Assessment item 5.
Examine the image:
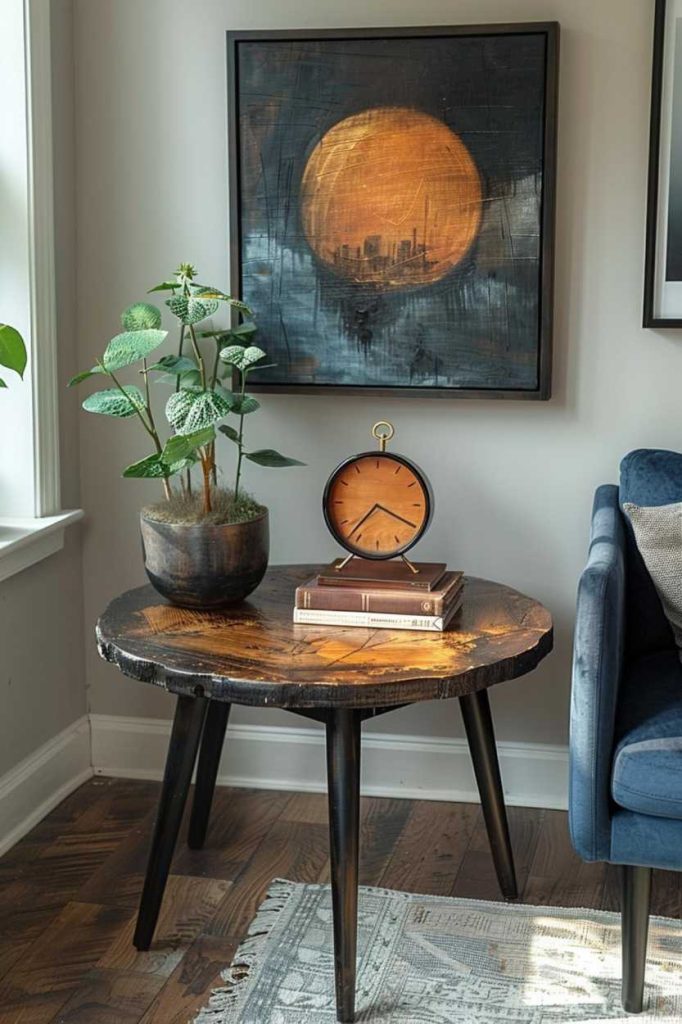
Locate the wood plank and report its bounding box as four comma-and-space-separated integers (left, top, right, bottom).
205, 819, 330, 942
98, 875, 230, 975
452, 804, 545, 902
357, 796, 413, 887
0, 902, 133, 1024
171, 787, 289, 881
523, 808, 607, 907
49, 969, 163, 1024
76, 808, 156, 910
137, 936, 236, 1024
380, 799, 478, 897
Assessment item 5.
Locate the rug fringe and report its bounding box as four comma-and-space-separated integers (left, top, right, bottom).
192, 879, 295, 1023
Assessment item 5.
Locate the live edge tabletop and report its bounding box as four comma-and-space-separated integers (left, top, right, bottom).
97, 564, 553, 709
96, 565, 552, 1023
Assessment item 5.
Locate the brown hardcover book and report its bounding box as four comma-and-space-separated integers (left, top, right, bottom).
296, 571, 463, 616
293, 593, 463, 632
317, 558, 448, 592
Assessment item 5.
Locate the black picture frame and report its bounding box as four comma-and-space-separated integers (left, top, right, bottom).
227, 23, 559, 399
644, 0, 682, 327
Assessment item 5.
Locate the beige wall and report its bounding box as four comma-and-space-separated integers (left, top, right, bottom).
73, 0, 672, 747
0, 0, 86, 778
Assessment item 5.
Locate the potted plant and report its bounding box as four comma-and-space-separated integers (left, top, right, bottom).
69, 263, 303, 607
0, 322, 27, 387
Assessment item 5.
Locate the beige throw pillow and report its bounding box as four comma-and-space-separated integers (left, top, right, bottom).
624, 501, 682, 654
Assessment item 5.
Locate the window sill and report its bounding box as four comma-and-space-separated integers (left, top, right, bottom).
0, 510, 83, 584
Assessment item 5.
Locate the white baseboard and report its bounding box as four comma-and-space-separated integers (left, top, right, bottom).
90, 714, 568, 811
0, 716, 92, 856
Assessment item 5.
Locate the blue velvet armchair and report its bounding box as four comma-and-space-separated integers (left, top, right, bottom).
570, 450, 682, 1013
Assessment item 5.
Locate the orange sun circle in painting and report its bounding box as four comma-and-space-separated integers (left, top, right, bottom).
300, 106, 483, 289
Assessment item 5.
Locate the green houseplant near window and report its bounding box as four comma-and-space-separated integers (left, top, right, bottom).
70, 263, 303, 607
0, 323, 27, 388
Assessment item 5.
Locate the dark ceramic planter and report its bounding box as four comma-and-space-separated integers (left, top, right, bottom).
140, 509, 269, 609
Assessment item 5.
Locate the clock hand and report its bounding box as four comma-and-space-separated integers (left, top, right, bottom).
347, 502, 381, 537
374, 503, 418, 529
348, 503, 418, 538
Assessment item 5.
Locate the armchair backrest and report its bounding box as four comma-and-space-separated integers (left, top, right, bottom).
619, 449, 677, 658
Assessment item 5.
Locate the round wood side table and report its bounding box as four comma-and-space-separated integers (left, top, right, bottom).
97, 565, 553, 1023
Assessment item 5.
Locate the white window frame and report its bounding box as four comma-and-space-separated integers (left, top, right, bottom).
0, 0, 81, 582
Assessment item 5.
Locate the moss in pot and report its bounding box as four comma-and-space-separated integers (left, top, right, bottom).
69, 262, 303, 608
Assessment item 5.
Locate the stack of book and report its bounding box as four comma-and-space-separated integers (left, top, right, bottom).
293, 559, 463, 632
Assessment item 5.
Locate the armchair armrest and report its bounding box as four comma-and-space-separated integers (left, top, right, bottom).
569, 484, 626, 862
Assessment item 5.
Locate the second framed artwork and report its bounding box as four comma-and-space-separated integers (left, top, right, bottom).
227, 24, 558, 398
645, 0, 682, 326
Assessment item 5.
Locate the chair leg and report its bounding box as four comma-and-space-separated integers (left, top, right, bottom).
621, 865, 652, 1013
188, 701, 231, 850
459, 689, 518, 900
133, 694, 207, 950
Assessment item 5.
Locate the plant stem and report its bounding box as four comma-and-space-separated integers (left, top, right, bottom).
106, 366, 155, 441
188, 324, 206, 389
234, 368, 248, 500
200, 448, 213, 514
142, 360, 173, 502
175, 325, 186, 394
108, 364, 172, 502
210, 339, 221, 391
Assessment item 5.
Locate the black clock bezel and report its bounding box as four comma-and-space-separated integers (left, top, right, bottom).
322, 450, 433, 560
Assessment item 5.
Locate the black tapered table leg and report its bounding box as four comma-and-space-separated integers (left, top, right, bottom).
326, 709, 362, 1023
459, 689, 517, 900
133, 694, 208, 950
622, 864, 651, 1013
188, 701, 231, 850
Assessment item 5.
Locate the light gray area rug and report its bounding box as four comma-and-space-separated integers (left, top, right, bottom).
194, 880, 682, 1022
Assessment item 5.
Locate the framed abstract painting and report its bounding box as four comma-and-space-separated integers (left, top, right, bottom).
644, 0, 682, 327
227, 23, 558, 398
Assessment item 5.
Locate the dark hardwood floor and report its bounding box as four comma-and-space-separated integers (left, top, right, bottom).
0, 778, 680, 1023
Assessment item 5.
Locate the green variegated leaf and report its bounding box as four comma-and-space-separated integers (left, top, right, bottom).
147, 281, 179, 293
0, 378, 6, 388
179, 369, 203, 387
161, 426, 215, 465
165, 390, 194, 429
122, 452, 193, 479
0, 324, 27, 378
166, 388, 232, 435
102, 329, 167, 371
68, 365, 104, 387
245, 449, 305, 467
232, 395, 259, 415
192, 287, 252, 315
147, 354, 197, 375
218, 424, 240, 443
121, 302, 162, 331
83, 386, 146, 418
241, 346, 267, 368
214, 383, 235, 404
200, 329, 232, 341
219, 344, 245, 367
166, 295, 219, 325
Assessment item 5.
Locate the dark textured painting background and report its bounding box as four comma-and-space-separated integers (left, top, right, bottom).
234, 33, 547, 391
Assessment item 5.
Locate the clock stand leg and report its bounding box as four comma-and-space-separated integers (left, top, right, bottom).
326, 708, 362, 1023
133, 694, 207, 950
459, 690, 518, 901
188, 701, 231, 849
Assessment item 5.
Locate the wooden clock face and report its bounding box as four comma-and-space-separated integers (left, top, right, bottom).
323, 452, 432, 559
